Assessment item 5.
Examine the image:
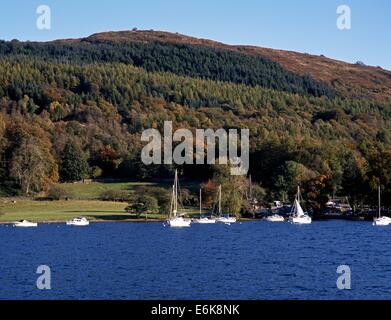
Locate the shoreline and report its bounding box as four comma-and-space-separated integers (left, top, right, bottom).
0, 216, 373, 225
0, 218, 257, 225
0, 218, 165, 225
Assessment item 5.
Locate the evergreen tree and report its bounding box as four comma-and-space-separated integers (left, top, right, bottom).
60, 142, 89, 182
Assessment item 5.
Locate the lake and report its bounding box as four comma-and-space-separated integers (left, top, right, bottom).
1, 220, 391, 300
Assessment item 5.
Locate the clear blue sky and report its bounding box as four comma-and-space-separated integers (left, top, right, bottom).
1, 0, 390, 69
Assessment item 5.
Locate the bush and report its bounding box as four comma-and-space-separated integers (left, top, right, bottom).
125, 194, 159, 217
134, 186, 171, 215
47, 185, 70, 200
100, 189, 131, 202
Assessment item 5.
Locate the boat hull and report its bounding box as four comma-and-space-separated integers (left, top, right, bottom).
373, 217, 391, 226
216, 217, 237, 224
167, 217, 191, 227
264, 215, 285, 222
193, 218, 216, 224
66, 221, 90, 226
290, 215, 312, 224
13, 221, 38, 228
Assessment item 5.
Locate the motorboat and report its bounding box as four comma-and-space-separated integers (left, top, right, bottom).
66, 217, 90, 226
264, 214, 285, 222
13, 220, 38, 228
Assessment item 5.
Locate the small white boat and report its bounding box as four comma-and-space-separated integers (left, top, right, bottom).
194, 217, 217, 224
289, 186, 312, 225
373, 216, 391, 226
168, 216, 191, 227
264, 214, 285, 222
66, 217, 89, 226
291, 214, 312, 224
13, 220, 38, 228
166, 170, 191, 228
373, 187, 391, 226
216, 216, 237, 224
193, 189, 216, 224
215, 185, 237, 224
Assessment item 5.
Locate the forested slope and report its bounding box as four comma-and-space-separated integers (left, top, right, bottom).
0, 30, 390, 208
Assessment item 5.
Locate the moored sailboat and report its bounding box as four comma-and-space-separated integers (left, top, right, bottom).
215, 185, 237, 224
193, 188, 216, 224
373, 186, 391, 226
289, 186, 312, 224
166, 170, 191, 228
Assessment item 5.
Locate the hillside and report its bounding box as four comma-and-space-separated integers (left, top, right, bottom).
83, 30, 391, 101
0, 30, 391, 209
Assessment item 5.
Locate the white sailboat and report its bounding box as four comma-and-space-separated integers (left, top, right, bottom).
373, 186, 391, 226
289, 186, 312, 224
166, 170, 191, 228
215, 185, 237, 224
13, 220, 38, 228
193, 189, 216, 224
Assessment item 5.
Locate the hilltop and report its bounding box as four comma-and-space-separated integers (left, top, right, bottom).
81, 30, 391, 101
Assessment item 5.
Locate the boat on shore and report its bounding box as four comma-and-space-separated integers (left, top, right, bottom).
66, 217, 90, 226
166, 170, 191, 228
289, 186, 312, 224
13, 220, 38, 228
373, 186, 391, 226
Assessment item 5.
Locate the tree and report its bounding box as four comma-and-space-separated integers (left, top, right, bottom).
125, 194, 159, 218
60, 142, 89, 182
10, 138, 57, 195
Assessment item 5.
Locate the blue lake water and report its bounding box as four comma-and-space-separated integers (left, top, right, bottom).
1, 220, 391, 300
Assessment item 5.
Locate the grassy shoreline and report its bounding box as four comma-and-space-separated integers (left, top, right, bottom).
0, 199, 132, 223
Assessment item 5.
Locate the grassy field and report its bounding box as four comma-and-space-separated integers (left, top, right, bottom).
0, 199, 132, 222
0, 181, 204, 223
60, 181, 157, 200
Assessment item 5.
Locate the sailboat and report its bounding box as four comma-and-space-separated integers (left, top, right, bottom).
166, 170, 191, 228
373, 186, 391, 226
215, 185, 237, 224
193, 189, 216, 224
289, 186, 312, 224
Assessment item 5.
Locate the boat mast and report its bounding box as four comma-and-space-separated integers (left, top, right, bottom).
199, 188, 202, 216
218, 185, 222, 216
170, 184, 175, 219
170, 170, 179, 218
249, 175, 253, 199
378, 185, 381, 219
